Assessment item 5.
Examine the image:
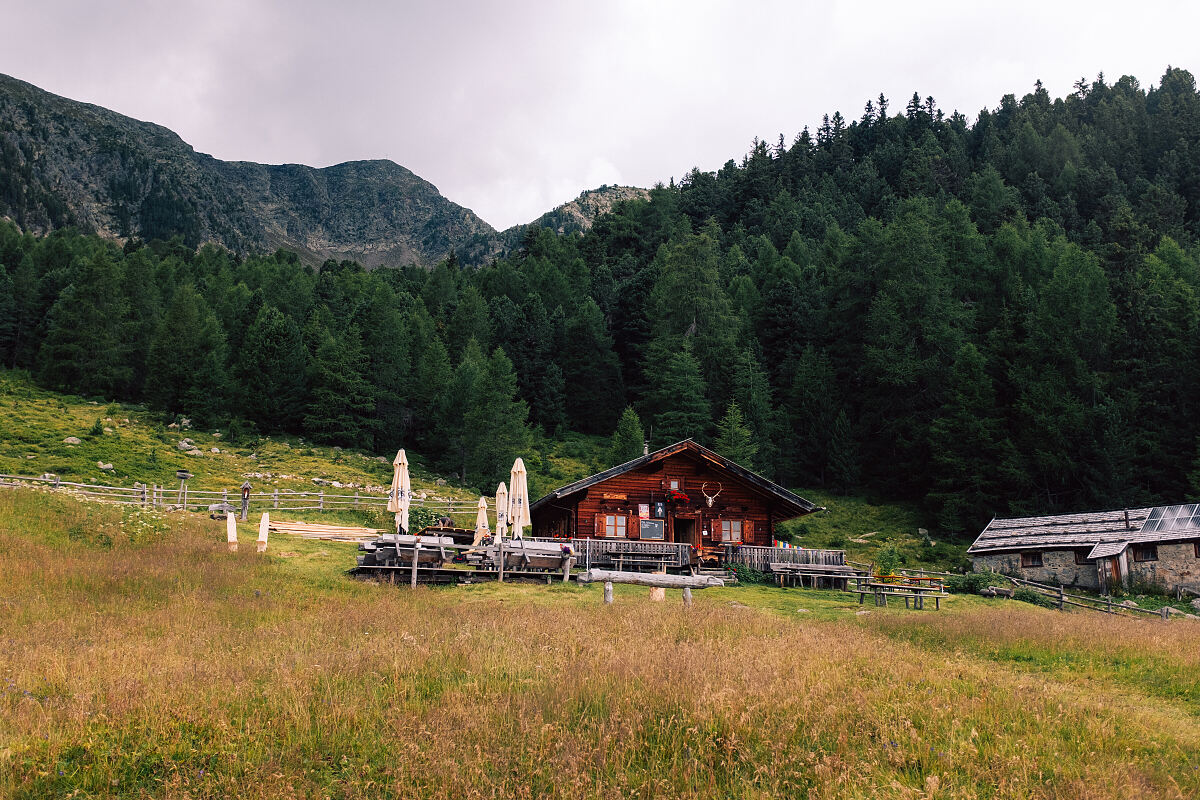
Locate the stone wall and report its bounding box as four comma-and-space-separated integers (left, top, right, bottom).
1126, 542, 1200, 592
972, 550, 1100, 589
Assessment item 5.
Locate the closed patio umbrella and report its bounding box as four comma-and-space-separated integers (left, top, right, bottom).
508, 458, 531, 540
494, 482, 509, 541
387, 449, 411, 537
473, 496, 489, 545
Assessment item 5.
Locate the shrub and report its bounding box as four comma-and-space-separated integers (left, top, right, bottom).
730, 563, 772, 585
224, 418, 259, 446
1014, 587, 1057, 609
875, 545, 902, 576
945, 571, 1000, 594
88, 418, 104, 437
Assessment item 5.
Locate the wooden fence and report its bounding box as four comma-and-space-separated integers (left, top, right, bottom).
725, 544, 846, 571
529, 537, 694, 570
1000, 574, 1177, 619
0, 473, 481, 515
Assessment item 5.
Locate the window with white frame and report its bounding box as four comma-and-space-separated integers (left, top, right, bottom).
719, 519, 743, 543
604, 514, 626, 538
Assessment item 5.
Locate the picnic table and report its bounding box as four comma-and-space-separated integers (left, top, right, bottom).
852, 577, 947, 610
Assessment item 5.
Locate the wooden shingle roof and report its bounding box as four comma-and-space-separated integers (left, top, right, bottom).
530, 439, 820, 519
967, 508, 1154, 555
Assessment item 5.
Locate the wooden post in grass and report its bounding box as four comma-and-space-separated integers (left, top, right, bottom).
1161, 607, 1170, 621
319, 490, 324, 511
273, 489, 279, 509
410, 539, 420, 588
1058, 587, 1065, 611
683, 587, 693, 607
497, 541, 505, 583
604, 581, 614, 604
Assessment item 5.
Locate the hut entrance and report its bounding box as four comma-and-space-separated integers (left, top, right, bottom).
1106, 557, 1121, 587
673, 517, 698, 547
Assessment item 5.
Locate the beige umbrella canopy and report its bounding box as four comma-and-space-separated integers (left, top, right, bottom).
494, 482, 509, 541
387, 449, 411, 536
475, 496, 489, 536
468, 496, 487, 546
508, 458, 531, 540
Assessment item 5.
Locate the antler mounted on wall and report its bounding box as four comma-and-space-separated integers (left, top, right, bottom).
701, 482, 722, 508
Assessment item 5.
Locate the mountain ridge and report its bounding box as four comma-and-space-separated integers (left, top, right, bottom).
0, 73, 644, 267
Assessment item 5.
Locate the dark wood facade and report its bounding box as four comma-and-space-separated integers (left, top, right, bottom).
531, 440, 819, 555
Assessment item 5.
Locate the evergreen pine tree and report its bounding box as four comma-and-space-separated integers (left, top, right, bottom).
532, 361, 567, 435
234, 305, 307, 431
561, 298, 624, 433
608, 406, 646, 465
647, 347, 711, 445
144, 285, 228, 423
38, 249, 132, 398
714, 401, 758, 468
462, 347, 532, 490
303, 324, 377, 449
827, 410, 860, 493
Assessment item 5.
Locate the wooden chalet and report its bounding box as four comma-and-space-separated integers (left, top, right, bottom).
530, 440, 822, 564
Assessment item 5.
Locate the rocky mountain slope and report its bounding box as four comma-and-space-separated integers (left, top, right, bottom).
0, 73, 645, 267
523, 185, 650, 235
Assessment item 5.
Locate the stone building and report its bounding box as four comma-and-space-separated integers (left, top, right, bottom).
968, 505, 1200, 594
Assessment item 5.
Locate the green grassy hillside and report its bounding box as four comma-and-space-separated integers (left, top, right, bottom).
0, 369, 968, 568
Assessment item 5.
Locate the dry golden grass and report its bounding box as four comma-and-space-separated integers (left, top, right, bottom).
2, 490, 1198, 799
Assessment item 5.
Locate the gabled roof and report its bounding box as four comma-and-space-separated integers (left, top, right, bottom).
530, 439, 820, 519
1086, 541, 1129, 559
967, 507, 1154, 555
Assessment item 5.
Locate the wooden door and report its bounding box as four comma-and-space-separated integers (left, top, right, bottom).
673, 517, 698, 548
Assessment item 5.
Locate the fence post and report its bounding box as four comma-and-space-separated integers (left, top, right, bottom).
410, 540, 420, 588
354, 492, 359, 509
319, 491, 324, 511
273, 489, 279, 509
54, 475, 61, 489
1058, 587, 1065, 611
1161, 607, 1170, 621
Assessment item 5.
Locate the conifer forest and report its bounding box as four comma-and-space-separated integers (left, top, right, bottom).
3, 69, 1200, 534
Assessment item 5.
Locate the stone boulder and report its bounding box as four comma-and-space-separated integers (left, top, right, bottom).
1190, 598, 1200, 612
63, 436, 81, 445
97, 462, 113, 471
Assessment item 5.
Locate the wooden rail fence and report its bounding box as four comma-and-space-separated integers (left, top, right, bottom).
0, 473, 482, 514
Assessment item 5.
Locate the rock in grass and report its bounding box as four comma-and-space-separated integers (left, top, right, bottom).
97, 462, 113, 471
1191, 598, 1200, 611
63, 436, 81, 445
1121, 599, 1139, 608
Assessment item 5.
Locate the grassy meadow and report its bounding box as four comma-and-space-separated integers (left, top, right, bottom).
2, 489, 1198, 799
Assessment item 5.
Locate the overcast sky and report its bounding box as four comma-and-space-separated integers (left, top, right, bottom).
3, 1, 1198, 229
